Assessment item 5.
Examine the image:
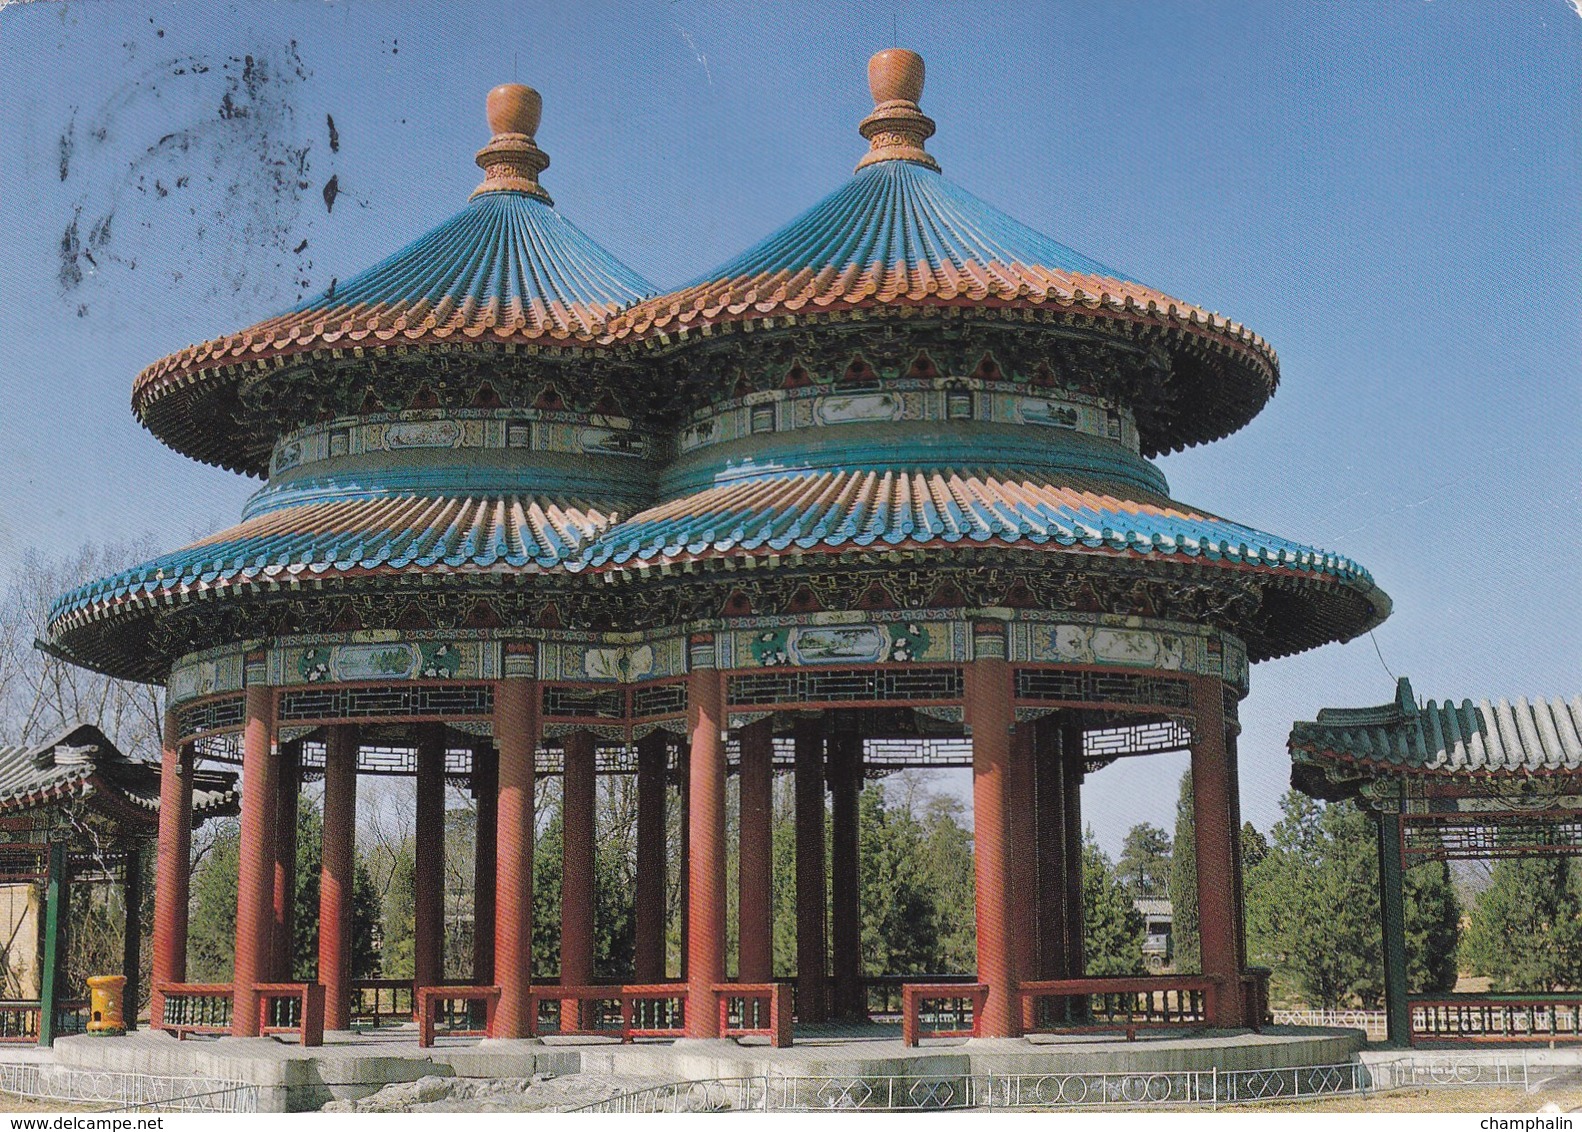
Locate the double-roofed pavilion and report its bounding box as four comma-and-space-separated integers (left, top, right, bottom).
46, 50, 1389, 1045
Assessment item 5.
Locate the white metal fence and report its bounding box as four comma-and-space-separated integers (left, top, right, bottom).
572, 1055, 1532, 1113
1272, 1008, 1388, 1038
0, 1062, 258, 1112
574, 1064, 1369, 1112
1367, 1052, 1530, 1091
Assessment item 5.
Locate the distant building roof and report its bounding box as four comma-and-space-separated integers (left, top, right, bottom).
1291, 678, 1582, 801
0, 723, 237, 827
1134, 897, 1172, 918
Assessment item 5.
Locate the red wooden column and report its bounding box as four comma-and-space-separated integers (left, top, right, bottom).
319, 724, 358, 1030
152, 712, 193, 1015
472, 741, 498, 987
271, 738, 301, 980
492, 671, 538, 1038
737, 719, 774, 985
561, 731, 596, 1024
1060, 715, 1086, 979
634, 731, 669, 982
965, 626, 1020, 1038
678, 742, 690, 981
414, 723, 446, 993
1189, 674, 1246, 1026
793, 717, 828, 1024
829, 729, 863, 1020
1033, 717, 1067, 981
1226, 725, 1249, 978
684, 645, 727, 1038
232, 683, 276, 1036
1009, 722, 1038, 1028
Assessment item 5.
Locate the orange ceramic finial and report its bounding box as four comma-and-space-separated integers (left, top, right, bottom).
486, 82, 543, 137
856, 48, 938, 173
473, 83, 553, 203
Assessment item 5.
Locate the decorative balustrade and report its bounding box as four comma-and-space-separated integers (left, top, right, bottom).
416, 986, 499, 1047
717, 983, 791, 1048
1271, 1007, 1387, 1037
350, 978, 416, 1029
1243, 967, 1273, 1030
152, 983, 233, 1039
537, 984, 688, 1040
255, 983, 325, 1047
0, 1000, 88, 1043
900, 983, 988, 1046
1020, 976, 1219, 1040
864, 974, 979, 1020
1410, 994, 1582, 1044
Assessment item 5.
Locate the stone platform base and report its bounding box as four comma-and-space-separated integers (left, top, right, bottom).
51, 1025, 1366, 1112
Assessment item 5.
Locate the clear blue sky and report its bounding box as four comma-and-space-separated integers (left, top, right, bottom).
2, 0, 1579, 855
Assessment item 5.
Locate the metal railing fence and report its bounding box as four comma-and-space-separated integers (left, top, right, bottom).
1272, 1008, 1388, 1037
0, 1062, 258, 1112
572, 1054, 1533, 1113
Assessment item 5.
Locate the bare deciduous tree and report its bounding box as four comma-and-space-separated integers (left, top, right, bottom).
0, 542, 164, 759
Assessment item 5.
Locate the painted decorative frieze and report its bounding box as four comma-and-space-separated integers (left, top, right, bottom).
270, 409, 648, 477
723, 614, 967, 670
1009, 619, 1248, 691
267, 630, 500, 687
676, 381, 1137, 455
168, 647, 247, 705
537, 636, 686, 684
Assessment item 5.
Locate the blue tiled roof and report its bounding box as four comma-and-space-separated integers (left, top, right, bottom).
680, 160, 1135, 291
1292, 678, 1582, 778
132, 190, 657, 473
50, 472, 1383, 633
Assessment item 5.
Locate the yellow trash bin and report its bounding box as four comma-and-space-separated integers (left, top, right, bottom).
86, 974, 126, 1036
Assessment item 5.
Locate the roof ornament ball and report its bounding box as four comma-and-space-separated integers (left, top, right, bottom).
472, 82, 553, 203
855, 48, 939, 173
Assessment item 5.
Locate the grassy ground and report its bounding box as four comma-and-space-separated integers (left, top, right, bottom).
1184, 1087, 1582, 1113
0, 1092, 115, 1113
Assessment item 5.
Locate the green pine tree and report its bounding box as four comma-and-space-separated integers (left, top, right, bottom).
1463, 857, 1582, 991
187, 819, 239, 982
1080, 830, 1146, 975
1245, 793, 1460, 1008
857, 781, 940, 974
1116, 823, 1172, 897
1241, 822, 1269, 870
1168, 772, 1199, 973
1405, 858, 1458, 994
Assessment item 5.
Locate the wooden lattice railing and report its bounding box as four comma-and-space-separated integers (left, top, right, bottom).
256, 983, 324, 1047
152, 983, 233, 1038
900, 983, 989, 1046
717, 983, 791, 1047
1020, 976, 1219, 1039
416, 986, 499, 1047
0, 1000, 88, 1043
350, 978, 416, 1028
152, 982, 324, 1046
864, 974, 979, 1019
540, 984, 688, 1040
1411, 994, 1582, 1044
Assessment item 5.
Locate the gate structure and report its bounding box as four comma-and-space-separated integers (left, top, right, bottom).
1291, 677, 1582, 1046
0, 723, 236, 1043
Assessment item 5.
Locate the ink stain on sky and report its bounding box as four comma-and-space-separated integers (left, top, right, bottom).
53, 36, 336, 316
